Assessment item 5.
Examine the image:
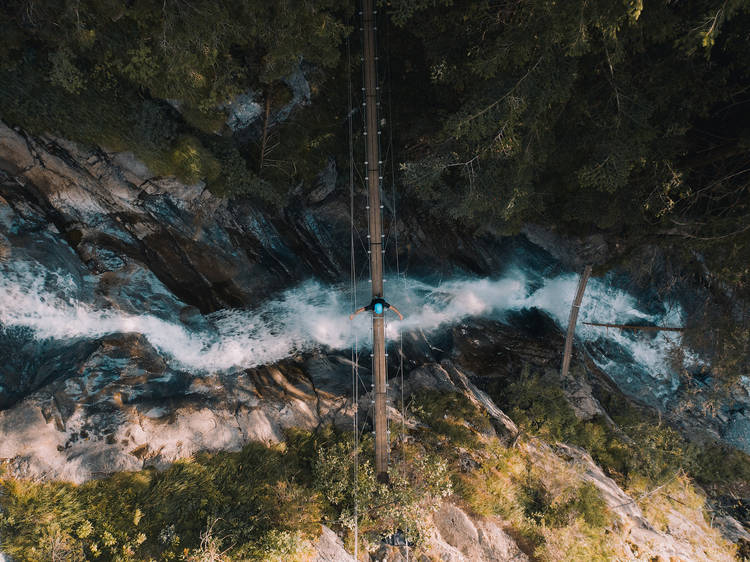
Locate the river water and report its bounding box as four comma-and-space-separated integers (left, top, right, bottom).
0, 247, 696, 396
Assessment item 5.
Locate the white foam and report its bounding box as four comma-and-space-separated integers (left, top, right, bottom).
0, 260, 694, 377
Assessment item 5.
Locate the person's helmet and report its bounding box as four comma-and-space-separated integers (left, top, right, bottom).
374, 302, 384, 314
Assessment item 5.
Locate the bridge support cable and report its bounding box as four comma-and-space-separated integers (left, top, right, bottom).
383, 14, 410, 560
346, 30, 360, 560
561, 265, 593, 380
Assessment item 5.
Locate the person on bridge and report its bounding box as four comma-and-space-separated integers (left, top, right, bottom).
350, 297, 404, 321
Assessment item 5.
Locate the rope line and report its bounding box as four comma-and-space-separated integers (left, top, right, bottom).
346, 30, 359, 561
383, 11, 411, 559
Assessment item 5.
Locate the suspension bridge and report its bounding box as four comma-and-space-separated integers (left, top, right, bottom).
348, 0, 408, 557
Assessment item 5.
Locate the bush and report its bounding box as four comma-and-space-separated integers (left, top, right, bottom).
411, 390, 492, 448
168, 135, 221, 185
311, 428, 452, 547
0, 63, 286, 205
487, 367, 704, 487
0, 425, 457, 560
694, 443, 750, 488
0, 440, 324, 561
204, 139, 285, 206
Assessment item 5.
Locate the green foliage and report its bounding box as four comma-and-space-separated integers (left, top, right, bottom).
0, 426, 455, 560
389, 0, 750, 272
312, 429, 452, 546
521, 481, 608, 529
48, 47, 86, 94
452, 439, 611, 557
0, 56, 288, 202
411, 390, 492, 448
0, 0, 350, 108
488, 364, 750, 499
694, 443, 750, 488
490, 368, 660, 483
403, 387, 615, 553
0, 441, 323, 561
168, 135, 221, 185
0, 0, 352, 203
2, 387, 739, 560
517, 471, 609, 530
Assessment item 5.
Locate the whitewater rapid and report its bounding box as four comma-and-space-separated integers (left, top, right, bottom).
0, 259, 692, 381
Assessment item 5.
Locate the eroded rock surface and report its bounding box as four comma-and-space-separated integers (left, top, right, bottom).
0, 121, 748, 557
429, 502, 528, 562
552, 443, 736, 561
314, 525, 354, 562
0, 349, 354, 482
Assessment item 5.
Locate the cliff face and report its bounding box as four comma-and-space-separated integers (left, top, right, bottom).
0, 121, 748, 559
0, 117, 508, 481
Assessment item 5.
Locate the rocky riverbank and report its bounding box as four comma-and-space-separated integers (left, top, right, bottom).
1, 120, 749, 559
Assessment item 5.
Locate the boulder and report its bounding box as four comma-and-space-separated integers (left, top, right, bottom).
428, 502, 528, 561
313, 525, 354, 562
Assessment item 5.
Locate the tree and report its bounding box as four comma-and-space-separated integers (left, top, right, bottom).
388, 0, 750, 248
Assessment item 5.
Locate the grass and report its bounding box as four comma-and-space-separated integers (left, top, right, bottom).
485, 366, 750, 493
0, 379, 744, 560
411, 390, 493, 449
406, 390, 616, 558
0, 440, 324, 561
634, 473, 738, 561
0, 426, 453, 561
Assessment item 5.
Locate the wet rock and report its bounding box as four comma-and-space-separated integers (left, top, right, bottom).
0, 118, 341, 316
0, 118, 748, 554
0, 117, 525, 326
450, 317, 562, 384
0, 328, 99, 410
0, 348, 354, 482
304, 353, 358, 397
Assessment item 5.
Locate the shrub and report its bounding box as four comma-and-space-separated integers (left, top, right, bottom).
694, 443, 750, 488
0, 440, 325, 561
488, 366, 705, 487
0, 63, 286, 205
168, 135, 221, 185
0, 425, 457, 560
411, 390, 492, 448
535, 518, 617, 562
204, 139, 284, 206
311, 428, 452, 547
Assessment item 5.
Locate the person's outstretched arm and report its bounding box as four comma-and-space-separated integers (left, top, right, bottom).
388, 305, 404, 321
349, 306, 366, 320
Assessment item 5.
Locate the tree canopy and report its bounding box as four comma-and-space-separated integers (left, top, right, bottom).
1, 0, 749, 289
0, 0, 351, 201
390, 1, 749, 243
0, 0, 348, 108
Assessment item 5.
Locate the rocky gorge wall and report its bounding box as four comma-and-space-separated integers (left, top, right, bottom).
0, 120, 749, 559
0, 116, 511, 479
